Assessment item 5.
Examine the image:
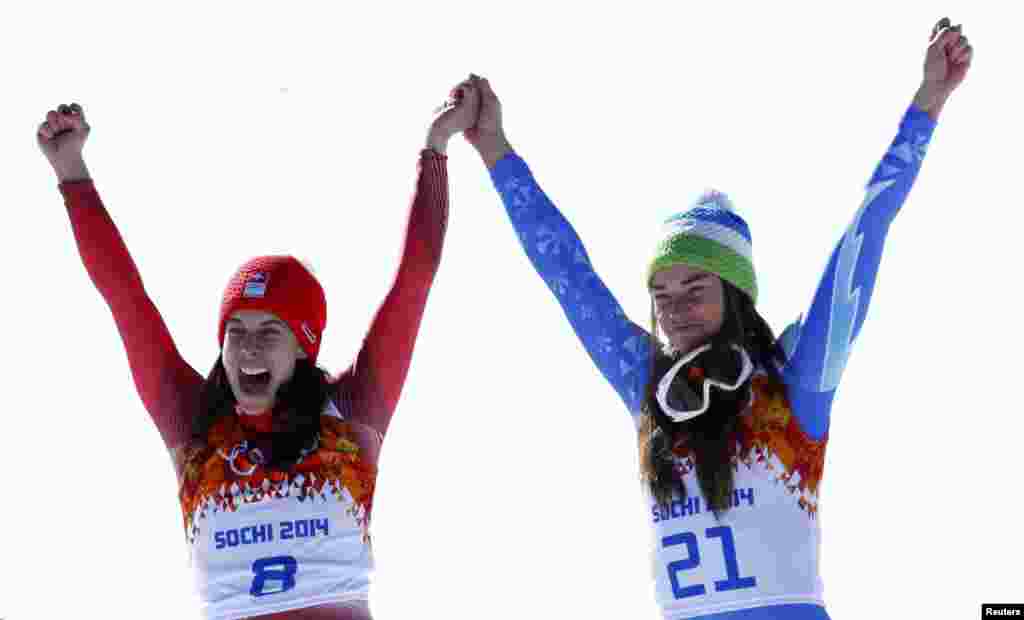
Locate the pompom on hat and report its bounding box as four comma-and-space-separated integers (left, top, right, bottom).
647, 189, 758, 303
218, 256, 327, 362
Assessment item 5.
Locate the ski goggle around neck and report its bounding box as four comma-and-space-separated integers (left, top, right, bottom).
656, 343, 754, 423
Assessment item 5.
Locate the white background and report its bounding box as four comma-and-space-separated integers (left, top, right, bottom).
1, 3, 1020, 619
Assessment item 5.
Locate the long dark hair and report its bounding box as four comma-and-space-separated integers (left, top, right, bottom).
192, 358, 333, 469
639, 280, 786, 517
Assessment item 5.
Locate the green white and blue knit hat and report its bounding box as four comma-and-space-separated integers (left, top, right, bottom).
647, 189, 757, 303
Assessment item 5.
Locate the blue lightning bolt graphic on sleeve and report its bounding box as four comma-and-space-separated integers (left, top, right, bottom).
822, 179, 895, 392
782, 105, 936, 440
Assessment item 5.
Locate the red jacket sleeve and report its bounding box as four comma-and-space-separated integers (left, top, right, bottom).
336, 149, 449, 436
60, 180, 203, 448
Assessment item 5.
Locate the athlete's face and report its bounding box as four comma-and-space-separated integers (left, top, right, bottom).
222, 310, 307, 413
650, 265, 725, 354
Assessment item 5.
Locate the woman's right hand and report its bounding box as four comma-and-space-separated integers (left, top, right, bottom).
464, 76, 511, 169
37, 103, 92, 182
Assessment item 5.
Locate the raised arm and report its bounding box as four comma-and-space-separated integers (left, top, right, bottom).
340, 77, 480, 437
777, 19, 973, 440
39, 104, 203, 450
465, 77, 651, 417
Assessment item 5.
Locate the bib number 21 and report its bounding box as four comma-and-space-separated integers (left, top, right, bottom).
250, 555, 298, 597
662, 526, 756, 599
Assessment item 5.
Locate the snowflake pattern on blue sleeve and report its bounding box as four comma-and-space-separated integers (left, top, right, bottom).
781, 105, 936, 440
490, 156, 651, 418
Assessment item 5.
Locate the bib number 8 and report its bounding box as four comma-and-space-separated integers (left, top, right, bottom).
250, 555, 299, 597
662, 526, 756, 599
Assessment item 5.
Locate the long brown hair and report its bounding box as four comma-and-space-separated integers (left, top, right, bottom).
638, 281, 786, 518
192, 358, 333, 469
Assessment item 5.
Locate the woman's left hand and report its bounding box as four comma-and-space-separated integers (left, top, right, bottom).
426, 75, 481, 154
914, 17, 973, 118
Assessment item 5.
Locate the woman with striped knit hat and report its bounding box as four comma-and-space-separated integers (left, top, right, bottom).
462, 19, 971, 620
36, 77, 480, 620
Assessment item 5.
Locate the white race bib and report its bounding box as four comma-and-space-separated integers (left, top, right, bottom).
178, 400, 377, 620
192, 487, 372, 620
647, 376, 827, 619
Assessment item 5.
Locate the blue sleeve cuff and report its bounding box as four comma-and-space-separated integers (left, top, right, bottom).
489, 151, 528, 186
904, 104, 937, 137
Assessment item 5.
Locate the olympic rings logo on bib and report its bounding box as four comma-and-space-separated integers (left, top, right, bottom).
218, 440, 266, 477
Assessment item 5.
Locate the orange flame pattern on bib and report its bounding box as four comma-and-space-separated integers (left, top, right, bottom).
174, 414, 377, 544
672, 374, 827, 516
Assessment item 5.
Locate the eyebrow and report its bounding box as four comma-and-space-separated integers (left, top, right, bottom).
650, 273, 711, 291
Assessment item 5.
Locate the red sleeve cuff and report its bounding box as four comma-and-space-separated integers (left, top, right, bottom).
59, 178, 98, 201
420, 147, 448, 161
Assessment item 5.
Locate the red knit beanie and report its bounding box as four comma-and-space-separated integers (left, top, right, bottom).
218, 256, 327, 363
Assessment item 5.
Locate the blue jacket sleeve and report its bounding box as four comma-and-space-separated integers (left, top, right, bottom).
489, 154, 651, 420
777, 105, 937, 440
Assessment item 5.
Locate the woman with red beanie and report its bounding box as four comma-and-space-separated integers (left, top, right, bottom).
37, 77, 480, 620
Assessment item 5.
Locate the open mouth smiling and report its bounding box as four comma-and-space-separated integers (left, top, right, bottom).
238, 367, 272, 393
